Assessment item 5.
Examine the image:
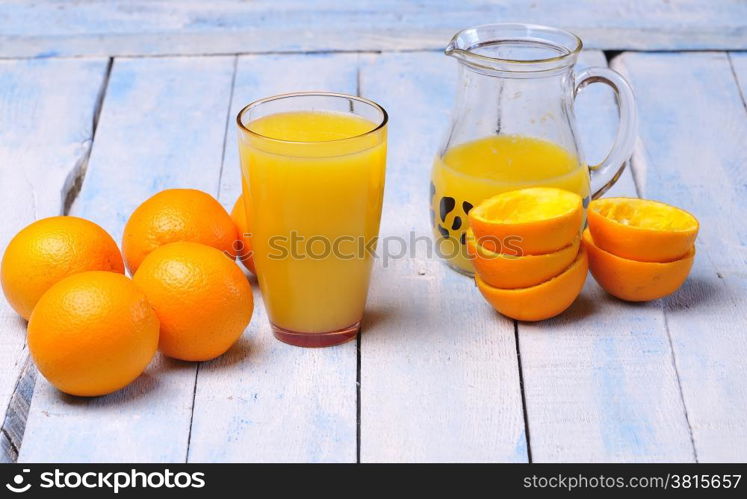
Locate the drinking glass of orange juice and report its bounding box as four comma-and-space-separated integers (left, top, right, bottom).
237, 92, 388, 347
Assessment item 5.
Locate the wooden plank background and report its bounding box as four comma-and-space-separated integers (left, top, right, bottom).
516, 51, 695, 463
0, 0, 746, 463
191, 53, 360, 463
359, 51, 526, 462
0, 0, 746, 57
19, 56, 236, 462
612, 51, 747, 462
0, 58, 109, 461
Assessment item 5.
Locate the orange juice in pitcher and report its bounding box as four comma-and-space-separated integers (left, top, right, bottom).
431, 135, 590, 273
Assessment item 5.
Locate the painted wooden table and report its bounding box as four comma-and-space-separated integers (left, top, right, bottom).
1, 1, 746, 463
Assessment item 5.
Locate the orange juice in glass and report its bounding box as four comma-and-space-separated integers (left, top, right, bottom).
237, 93, 387, 347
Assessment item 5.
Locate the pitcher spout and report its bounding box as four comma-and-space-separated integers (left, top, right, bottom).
444, 39, 473, 65
444, 24, 581, 75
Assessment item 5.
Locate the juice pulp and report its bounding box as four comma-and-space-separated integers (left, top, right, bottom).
239, 111, 386, 334
431, 135, 590, 274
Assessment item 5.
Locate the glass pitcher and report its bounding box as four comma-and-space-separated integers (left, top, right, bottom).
430, 24, 636, 275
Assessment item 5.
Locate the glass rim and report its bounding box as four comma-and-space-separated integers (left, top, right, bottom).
236, 91, 389, 144
446, 23, 583, 71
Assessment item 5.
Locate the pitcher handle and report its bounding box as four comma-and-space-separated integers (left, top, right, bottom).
574, 67, 638, 199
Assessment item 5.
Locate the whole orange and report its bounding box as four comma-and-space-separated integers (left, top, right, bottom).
1, 216, 124, 320
133, 242, 253, 361
122, 189, 238, 274
230, 194, 256, 274
28, 271, 159, 397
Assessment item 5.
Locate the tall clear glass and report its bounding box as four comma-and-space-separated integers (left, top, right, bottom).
237, 92, 388, 347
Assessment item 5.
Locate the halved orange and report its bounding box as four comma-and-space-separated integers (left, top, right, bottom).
475, 246, 588, 322
467, 228, 580, 289
588, 197, 698, 262
468, 187, 583, 256
583, 229, 694, 302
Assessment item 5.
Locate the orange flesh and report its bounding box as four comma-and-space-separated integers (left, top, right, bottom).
471, 187, 580, 224
591, 198, 697, 232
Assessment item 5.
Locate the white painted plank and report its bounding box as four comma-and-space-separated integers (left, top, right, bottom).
190, 53, 359, 463
730, 52, 747, 100
518, 51, 694, 462
612, 51, 747, 462
1, 0, 746, 57
359, 52, 526, 462
574, 53, 636, 198
18, 56, 236, 463
0, 57, 109, 461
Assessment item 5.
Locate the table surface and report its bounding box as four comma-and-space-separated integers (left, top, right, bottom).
1, 0, 746, 463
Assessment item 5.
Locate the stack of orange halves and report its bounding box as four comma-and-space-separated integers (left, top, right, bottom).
583, 198, 698, 301
466, 187, 588, 321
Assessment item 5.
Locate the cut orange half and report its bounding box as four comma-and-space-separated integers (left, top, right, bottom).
475, 246, 588, 322
583, 229, 694, 302
588, 197, 698, 262
467, 228, 580, 289
468, 187, 583, 256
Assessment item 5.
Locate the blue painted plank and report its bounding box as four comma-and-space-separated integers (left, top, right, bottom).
613, 51, 747, 462
192, 53, 359, 463
0, 0, 746, 57
729, 52, 747, 102
517, 51, 694, 462
0, 57, 109, 461
358, 51, 527, 462
18, 56, 236, 463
